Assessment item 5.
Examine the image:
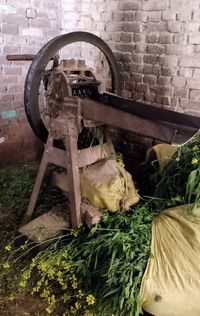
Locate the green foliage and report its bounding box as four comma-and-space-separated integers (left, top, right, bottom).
12, 204, 154, 316
0, 163, 64, 219
153, 132, 200, 210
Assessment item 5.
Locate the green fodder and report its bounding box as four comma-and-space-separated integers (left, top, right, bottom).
0, 163, 64, 219
154, 132, 200, 210
14, 204, 154, 316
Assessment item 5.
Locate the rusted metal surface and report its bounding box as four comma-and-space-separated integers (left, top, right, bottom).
24, 31, 121, 143
6, 54, 35, 61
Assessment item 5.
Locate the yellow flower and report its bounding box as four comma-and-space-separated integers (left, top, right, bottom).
75, 302, 81, 310
5, 245, 11, 251
86, 294, 95, 305
19, 280, 27, 287
191, 157, 198, 165
3, 262, 10, 269
46, 306, 53, 314
78, 289, 84, 298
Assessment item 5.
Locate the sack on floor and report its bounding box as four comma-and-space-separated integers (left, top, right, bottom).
140, 204, 200, 316
80, 159, 139, 212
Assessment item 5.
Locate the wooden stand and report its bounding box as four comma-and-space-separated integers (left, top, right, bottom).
21, 98, 115, 228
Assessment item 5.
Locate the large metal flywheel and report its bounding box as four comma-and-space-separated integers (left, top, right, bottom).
24, 31, 121, 143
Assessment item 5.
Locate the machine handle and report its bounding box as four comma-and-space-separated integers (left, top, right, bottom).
6, 54, 35, 61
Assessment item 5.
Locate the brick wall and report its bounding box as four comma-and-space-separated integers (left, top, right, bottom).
1, 0, 200, 166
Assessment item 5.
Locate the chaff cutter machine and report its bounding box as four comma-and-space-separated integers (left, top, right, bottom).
7, 31, 200, 229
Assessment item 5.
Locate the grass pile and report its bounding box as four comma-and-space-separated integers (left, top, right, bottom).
0, 132, 200, 316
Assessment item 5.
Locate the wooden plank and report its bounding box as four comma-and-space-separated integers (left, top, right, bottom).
49, 143, 111, 169
82, 99, 176, 143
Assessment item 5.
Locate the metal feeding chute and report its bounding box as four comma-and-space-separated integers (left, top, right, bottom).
7, 31, 200, 232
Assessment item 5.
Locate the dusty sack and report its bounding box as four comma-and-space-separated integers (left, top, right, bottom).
140, 204, 200, 316
80, 159, 139, 212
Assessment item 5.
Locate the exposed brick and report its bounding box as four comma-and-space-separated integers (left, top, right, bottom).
143, 74, 157, 85
177, 11, 192, 21
143, 64, 153, 74
193, 11, 200, 22
131, 73, 143, 83
3, 66, 22, 75
146, 33, 158, 43
167, 21, 182, 33
152, 65, 161, 75
190, 90, 200, 100
123, 12, 135, 21
172, 76, 186, 88
147, 22, 167, 32
165, 45, 193, 55
184, 22, 200, 32
180, 57, 200, 67
147, 44, 165, 54
170, 0, 199, 11
174, 88, 188, 98
5, 13, 28, 25
193, 69, 200, 79
161, 67, 175, 76
22, 27, 44, 37
132, 53, 143, 64
179, 67, 193, 78
162, 11, 176, 21
123, 22, 143, 33
129, 63, 143, 73
8, 85, 23, 93
116, 43, 135, 53
2, 23, 18, 35
157, 76, 171, 85
180, 99, 200, 111
188, 33, 200, 44
142, 0, 169, 11
121, 32, 133, 42
147, 11, 161, 22
113, 11, 124, 22
106, 22, 123, 32
159, 33, 173, 44
136, 83, 148, 93
187, 78, 200, 90
159, 55, 178, 67
118, 1, 141, 11
133, 33, 146, 42
3, 46, 20, 54
121, 53, 132, 63
30, 18, 50, 28
135, 11, 147, 22
135, 43, 147, 53
173, 34, 188, 44
144, 54, 158, 64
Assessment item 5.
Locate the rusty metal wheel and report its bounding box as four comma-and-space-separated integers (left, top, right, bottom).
24, 31, 121, 143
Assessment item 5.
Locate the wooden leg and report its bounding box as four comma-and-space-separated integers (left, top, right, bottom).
105, 127, 116, 158
65, 134, 82, 228
21, 150, 48, 226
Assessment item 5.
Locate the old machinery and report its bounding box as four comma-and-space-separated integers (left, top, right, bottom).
7, 31, 200, 230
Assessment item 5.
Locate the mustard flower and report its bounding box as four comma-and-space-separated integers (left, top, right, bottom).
191, 157, 198, 165
86, 294, 95, 305
5, 245, 11, 251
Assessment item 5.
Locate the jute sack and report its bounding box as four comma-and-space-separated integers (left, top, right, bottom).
140, 204, 200, 316
80, 159, 139, 212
